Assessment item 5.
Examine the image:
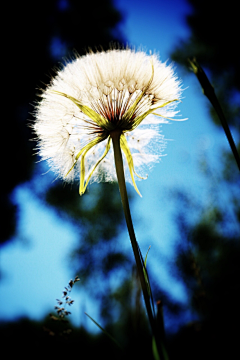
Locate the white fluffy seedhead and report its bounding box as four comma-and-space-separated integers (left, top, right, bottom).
34, 48, 184, 194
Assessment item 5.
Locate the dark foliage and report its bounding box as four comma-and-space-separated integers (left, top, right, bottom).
171, 0, 240, 129
164, 180, 240, 360
2, 0, 124, 245
171, 8, 240, 356
0, 314, 153, 360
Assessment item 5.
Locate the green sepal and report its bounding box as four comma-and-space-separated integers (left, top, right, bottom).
49, 90, 113, 131
64, 136, 106, 178
130, 99, 179, 130
120, 134, 144, 197
79, 136, 111, 195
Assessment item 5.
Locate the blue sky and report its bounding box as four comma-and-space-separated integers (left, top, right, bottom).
0, 0, 235, 332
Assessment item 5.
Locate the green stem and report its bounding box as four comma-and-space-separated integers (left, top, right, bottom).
111, 130, 165, 359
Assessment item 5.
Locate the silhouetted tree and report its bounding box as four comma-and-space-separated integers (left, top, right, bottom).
171, 0, 240, 131
168, 2, 240, 358
164, 188, 240, 360
2, 0, 124, 244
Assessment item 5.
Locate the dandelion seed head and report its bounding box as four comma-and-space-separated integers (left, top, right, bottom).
33, 48, 184, 194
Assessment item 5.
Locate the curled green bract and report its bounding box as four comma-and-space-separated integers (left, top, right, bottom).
79, 136, 111, 195
49, 90, 114, 131
120, 134, 145, 196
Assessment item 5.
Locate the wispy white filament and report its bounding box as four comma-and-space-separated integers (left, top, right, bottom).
34, 48, 183, 189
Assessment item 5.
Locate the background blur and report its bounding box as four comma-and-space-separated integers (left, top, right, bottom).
1, 1, 239, 359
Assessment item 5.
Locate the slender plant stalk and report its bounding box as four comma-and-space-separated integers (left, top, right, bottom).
189, 58, 240, 172
111, 130, 166, 360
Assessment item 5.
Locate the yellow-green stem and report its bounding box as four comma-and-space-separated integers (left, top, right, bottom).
111, 130, 165, 359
